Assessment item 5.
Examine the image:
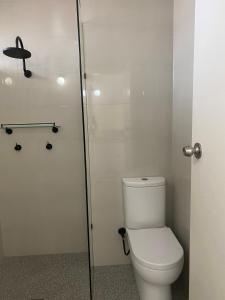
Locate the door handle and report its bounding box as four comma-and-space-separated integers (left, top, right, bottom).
183, 143, 202, 159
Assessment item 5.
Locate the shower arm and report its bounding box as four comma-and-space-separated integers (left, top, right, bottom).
16, 36, 24, 49
16, 37, 29, 76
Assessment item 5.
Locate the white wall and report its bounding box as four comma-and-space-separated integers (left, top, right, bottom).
172, 0, 195, 295
81, 0, 174, 266
0, 0, 88, 256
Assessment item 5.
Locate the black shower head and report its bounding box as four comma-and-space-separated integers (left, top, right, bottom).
3, 36, 32, 78
3, 47, 31, 59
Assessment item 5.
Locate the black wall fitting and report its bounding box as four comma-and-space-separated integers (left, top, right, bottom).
3, 36, 32, 78
5, 127, 13, 135
52, 126, 59, 133
46, 142, 53, 150
118, 227, 130, 256
14, 143, 22, 151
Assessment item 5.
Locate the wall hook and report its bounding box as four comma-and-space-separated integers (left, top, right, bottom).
46, 142, 53, 150
5, 127, 13, 135
14, 143, 22, 151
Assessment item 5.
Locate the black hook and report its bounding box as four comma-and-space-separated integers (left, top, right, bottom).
46, 142, 53, 150
5, 127, 13, 135
14, 143, 22, 151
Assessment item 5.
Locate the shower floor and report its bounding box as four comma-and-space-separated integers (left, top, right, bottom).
0, 253, 90, 300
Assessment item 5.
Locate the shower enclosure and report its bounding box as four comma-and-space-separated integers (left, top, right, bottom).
0, 0, 92, 299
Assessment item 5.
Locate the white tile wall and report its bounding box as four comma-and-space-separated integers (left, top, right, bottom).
81, 0, 174, 266
0, 0, 88, 256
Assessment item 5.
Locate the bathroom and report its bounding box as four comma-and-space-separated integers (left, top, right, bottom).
0, 0, 224, 299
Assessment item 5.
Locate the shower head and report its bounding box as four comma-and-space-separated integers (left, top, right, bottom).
3, 47, 31, 59
3, 36, 32, 78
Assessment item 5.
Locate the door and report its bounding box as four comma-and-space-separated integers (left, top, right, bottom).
189, 0, 225, 299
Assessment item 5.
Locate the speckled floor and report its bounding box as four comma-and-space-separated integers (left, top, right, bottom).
0, 254, 187, 300
93, 265, 187, 300
0, 253, 90, 300
93, 264, 140, 300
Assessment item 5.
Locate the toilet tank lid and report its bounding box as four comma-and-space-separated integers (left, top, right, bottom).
122, 177, 165, 188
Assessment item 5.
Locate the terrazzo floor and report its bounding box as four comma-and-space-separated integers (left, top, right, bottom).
94, 265, 187, 300
0, 253, 187, 300
93, 264, 139, 300
0, 253, 90, 300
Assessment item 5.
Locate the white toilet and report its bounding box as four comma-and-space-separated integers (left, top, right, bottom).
122, 177, 184, 300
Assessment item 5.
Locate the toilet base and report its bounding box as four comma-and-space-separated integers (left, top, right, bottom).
135, 272, 172, 300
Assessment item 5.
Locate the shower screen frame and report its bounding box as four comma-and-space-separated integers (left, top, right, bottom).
76, 0, 94, 298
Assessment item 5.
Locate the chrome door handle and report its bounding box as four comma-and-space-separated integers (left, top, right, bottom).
183, 143, 202, 159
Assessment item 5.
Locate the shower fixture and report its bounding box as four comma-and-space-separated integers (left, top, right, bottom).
3, 36, 32, 78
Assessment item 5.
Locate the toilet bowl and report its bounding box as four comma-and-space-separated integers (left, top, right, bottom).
122, 177, 184, 300
127, 227, 184, 300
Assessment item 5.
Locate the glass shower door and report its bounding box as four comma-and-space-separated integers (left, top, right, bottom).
76, 0, 94, 297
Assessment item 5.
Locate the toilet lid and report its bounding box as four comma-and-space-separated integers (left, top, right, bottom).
127, 227, 184, 270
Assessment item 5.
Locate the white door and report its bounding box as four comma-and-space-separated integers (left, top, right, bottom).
189, 0, 225, 299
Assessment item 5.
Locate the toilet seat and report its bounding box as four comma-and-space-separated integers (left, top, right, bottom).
127, 227, 184, 271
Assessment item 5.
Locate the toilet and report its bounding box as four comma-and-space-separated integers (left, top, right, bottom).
122, 177, 184, 300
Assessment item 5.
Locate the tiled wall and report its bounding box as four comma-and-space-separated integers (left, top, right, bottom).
0, 0, 88, 256
81, 0, 174, 266
172, 0, 195, 295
